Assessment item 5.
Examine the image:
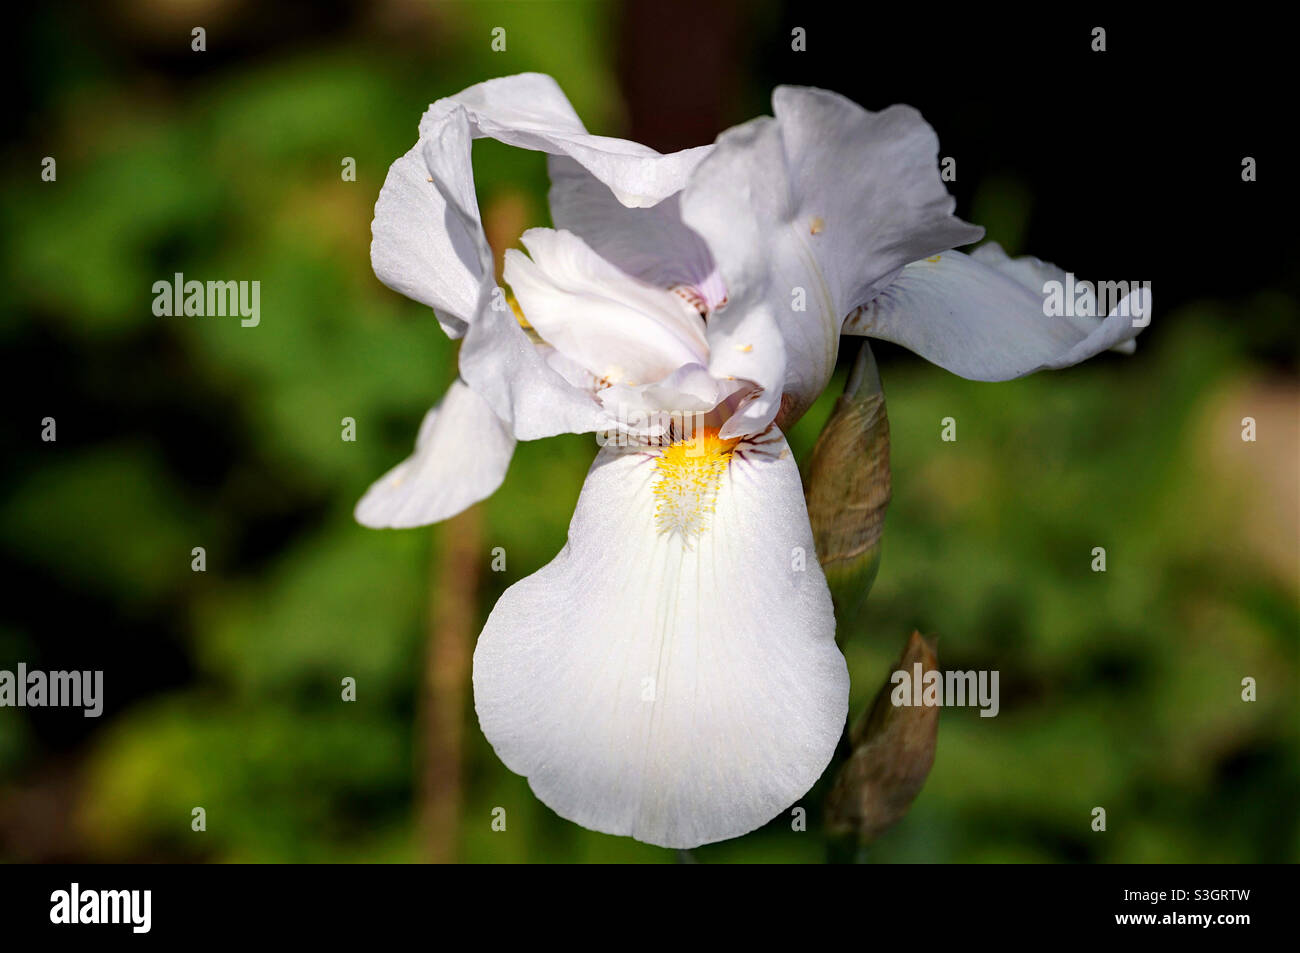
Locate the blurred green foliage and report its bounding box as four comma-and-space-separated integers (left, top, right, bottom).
2, 1, 1296, 863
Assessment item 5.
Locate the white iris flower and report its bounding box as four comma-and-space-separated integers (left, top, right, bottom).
356, 73, 1148, 848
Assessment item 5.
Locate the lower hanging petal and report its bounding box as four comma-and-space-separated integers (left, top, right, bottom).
354, 378, 515, 529
473, 429, 848, 849
843, 249, 1150, 380
970, 241, 1141, 355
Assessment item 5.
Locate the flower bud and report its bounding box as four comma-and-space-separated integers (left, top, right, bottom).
804, 341, 891, 620
826, 630, 939, 847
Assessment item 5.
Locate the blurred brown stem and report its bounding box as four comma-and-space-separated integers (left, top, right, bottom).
418, 507, 481, 863
415, 190, 523, 861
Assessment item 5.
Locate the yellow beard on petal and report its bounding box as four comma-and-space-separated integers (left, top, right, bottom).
652, 428, 740, 540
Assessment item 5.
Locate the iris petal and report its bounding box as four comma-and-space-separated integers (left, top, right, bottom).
473, 429, 848, 848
